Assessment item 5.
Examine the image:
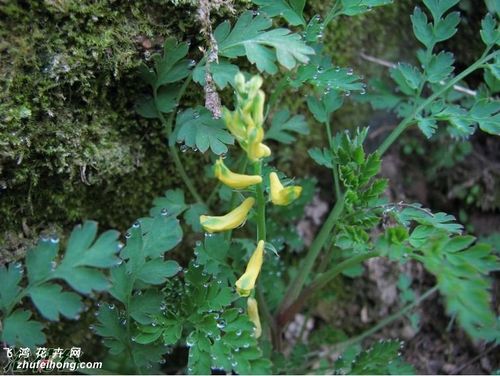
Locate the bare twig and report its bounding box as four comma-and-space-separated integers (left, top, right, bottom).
453, 344, 498, 374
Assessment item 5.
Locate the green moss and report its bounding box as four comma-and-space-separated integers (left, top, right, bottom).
0, 0, 233, 255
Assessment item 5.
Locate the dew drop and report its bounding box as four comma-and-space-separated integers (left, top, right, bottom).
347, 68, 354, 76
132, 221, 140, 228
108, 304, 115, 310
50, 234, 59, 244
180, 144, 189, 153
160, 208, 169, 216
188, 59, 196, 67
192, 111, 200, 119
316, 65, 325, 73
125, 232, 131, 239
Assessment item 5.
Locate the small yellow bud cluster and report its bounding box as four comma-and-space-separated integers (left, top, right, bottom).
223, 73, 271, 162
199, 74, 304, 338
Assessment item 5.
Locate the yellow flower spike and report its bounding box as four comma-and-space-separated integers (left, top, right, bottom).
269, 172, 303, 206
200, 197, 255, 233
214, 159, 262, 189
247, 297, 262, 339
235, 240, 265, 297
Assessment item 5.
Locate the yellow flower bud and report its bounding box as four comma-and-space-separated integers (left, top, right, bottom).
247, 297, 262, 339
214, 159, 262, 189
200, 197, 255, 233
252, 91, 265, 127
223, 107, 246, 141
269, 172, 302, 206
248, 75, 263, 98
235, 72, 246, 92
235, 240, 264, 297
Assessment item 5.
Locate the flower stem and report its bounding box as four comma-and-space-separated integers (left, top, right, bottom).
278, 251, 378, 326
253, 161, 266, 242
325, 117, 341, 199
154, 74, 205, 205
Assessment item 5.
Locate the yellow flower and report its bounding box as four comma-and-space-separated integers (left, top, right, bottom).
247, 297, 262, 338
214, 159, 262, 189
269, 172, 302, 206
246, 123, 271, 162
223, 108, 246, 142
200, 197, 255, 233
235, 240, 264, 297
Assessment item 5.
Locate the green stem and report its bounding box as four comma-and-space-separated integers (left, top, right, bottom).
308, 251, 379, 292
154, 75, 205, 205
325, 117, 341, 199
279, 194, 344, 313
256, 287, 279, 348
125, 278, 141, 374
316, 240, 336, 274
377, 49, 497, 155
265, 75, 290, 121
323, 0, 342, 27
253, 161, 266, 242
278, 251, 378, 326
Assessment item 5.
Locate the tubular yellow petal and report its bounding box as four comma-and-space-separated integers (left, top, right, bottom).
256, 143, 271, 158
214, 159, 263, 189
235, 240, 265, 297
247, 297, 262, 338
269, 172, 302, 206
200, 197, 255, 233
